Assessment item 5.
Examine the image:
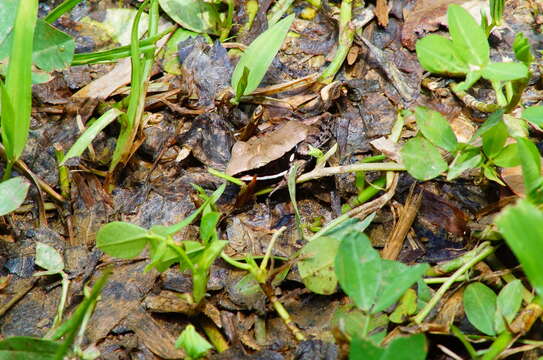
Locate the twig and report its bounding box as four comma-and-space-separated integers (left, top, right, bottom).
381, 185, 422, 260
296, 162, 405, 183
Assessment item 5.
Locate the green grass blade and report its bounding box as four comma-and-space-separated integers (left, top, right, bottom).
44, 0, 85, 24
1, 0, 38, 166
61, 108, 124, 165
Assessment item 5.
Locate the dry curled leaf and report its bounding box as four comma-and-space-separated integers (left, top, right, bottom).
225, 120, 313, 175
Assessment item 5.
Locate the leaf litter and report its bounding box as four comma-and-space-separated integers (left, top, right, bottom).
0, 0, 542, 359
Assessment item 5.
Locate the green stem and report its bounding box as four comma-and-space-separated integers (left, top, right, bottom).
2, 161, 13, 181
451, 325, 479, 359
54, 145, 70, 199
220, 0, 234, 41
52, 273, 70, 329
220, 252, 252, 271
319, 0, 353, 83
481, 331, 513, 360
44, 0, 84, 23
414, 242, 495, 324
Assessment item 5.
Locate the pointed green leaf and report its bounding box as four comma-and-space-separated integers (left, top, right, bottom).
513, 32, 534, 66
175, 324, 213, 358
0, 336, 60, 360
481, 62, 528, 82
231, 14, 294, 96
158, 0, 221, 34
447, 148, 482, 180
482, 119, 508, 159
415, 35, 468, 76
96, 222, 151, 259
448, 4, 489, 67
415, 106, 458, 152
493, 143, 520, 167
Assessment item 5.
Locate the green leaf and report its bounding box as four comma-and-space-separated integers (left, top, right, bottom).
199, 211, 220, 245
512, 32, 534, 66
0, 176, 30, 216
235, 66, 250, 101
448, 4, 489, 67
482, 119, 508, 159
463, 282, 497, 336
522, 106, 543, 128
335, 232, 381, 312
401, 137, 447, 181
390, 289, 417, 323
32, 19, 75, 72
231, 14, 294, 96
350, 334, 427, 360
481, 62, 529, 82
0, 0, 18, 59
495, 279, 523, 333
447, 148, 482, 180
415, 106, 458, 152
61, 108, 124, 165
332, 305, 388, 344
335, 232, 428, 313
96, 222, 152, 259
373, 260, 428, 314
483, 165, 504, 185
415, 35, 468, 76
496, 199, 543, 297
175, 324, 213, 359
493, 143, 520, 167
299, 235, 340, 295
455, 70, 482, 92
0, 336, 60, 360
158, 0, 220, 34
1, 0, 37, 163
35, 242, 64, 274
516, 137, 543, 202
490, 0, 504, 26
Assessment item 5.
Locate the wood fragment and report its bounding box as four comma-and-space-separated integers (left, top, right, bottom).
382, 185, 422, 260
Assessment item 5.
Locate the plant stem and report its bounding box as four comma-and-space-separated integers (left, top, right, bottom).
414, 242, 495, 324
200, 317, 229, 352
450, 83, 500, 113
54, 145, 70, 199
297, 162, 405, 183
319, 0, 353, 83
2, 161, 14, 181
263, 283, 306, 341
481, 331, 513, 360
52, 272, 70, 329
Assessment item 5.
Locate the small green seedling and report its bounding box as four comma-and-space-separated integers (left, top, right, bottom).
401, 107, 521, 183
231, 14, 295, 104
97, 184, 227, 303
34, 242, 70, 331
463, 280, 524, 336
175, 324, 213, 360
416, 4, 529, 110
0, 268, 111, 360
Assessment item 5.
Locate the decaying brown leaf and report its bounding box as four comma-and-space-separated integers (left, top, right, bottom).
225, 121, 314, 176
401, 0, 488, 50
375, 0, 390, 27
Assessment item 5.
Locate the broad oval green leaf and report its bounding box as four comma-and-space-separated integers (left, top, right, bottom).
61, 108, 124, 165
495, 279, 523, 333
522, 106, 543, 128
481, 62, 529, 82
96, 221, 151, 259
415, 106, 458, 152
299, 235, 340, 295
415, 35, 468, 76
448, 4, 489, 67
159, 0, 220, 34
32, 19, 75, 72
35, 242, 64, 273
463, 282, 497, 336
335, 232, 381, 312
0, 176, 30, 216
496, 199, 543, 297
401, 137, 447, 181
0, 336, 60, 360
231, 14, 295, 97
